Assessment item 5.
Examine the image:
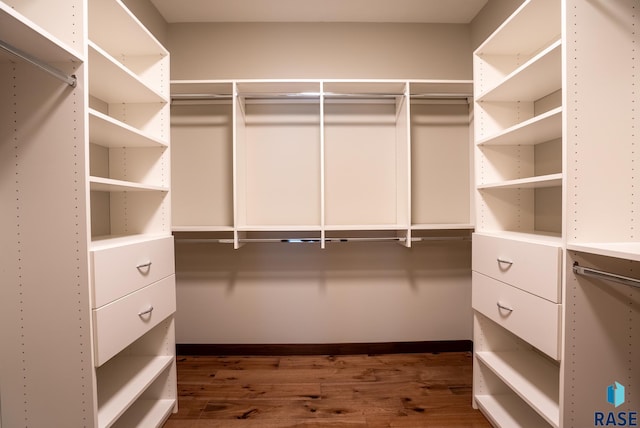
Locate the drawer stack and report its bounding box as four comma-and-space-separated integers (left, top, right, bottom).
90, 236, 177, 427
472, 233, 562, 428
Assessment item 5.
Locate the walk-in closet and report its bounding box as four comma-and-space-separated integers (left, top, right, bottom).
1, 0, 637, 427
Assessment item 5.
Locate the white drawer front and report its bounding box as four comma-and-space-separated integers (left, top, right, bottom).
91, 236, 175, 308
472, 233, 561, 303
472, 272, 561, 360
93, 275, 176, 366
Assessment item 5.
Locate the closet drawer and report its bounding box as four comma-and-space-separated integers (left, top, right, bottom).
93, 275, 176, 366
472, 272, 561, 360
472, 233, 561, 302
91, 236, 175, 308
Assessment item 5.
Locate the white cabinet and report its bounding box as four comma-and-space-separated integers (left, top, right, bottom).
171, 79, 473, 247
0, 0, 176, 426
472, 0, 563, 426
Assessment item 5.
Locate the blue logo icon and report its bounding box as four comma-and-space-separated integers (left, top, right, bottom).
608, 382, 626, 408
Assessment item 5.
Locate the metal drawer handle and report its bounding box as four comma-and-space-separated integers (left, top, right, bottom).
496, 258, 513, 266
496, 302, 514, 313
138, 306, 154, 316
136, 261, 152, 271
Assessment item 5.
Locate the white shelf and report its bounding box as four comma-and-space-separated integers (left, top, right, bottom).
478, 40, 562, 102
172, 226, 235, 232
475, 394, 552, 428
477, 173, 562, 190
324, 224, 409, 231
88, 41, 167, 104
476, 351, 559, 427
236, 225, 322, 232
412, 224, 474, 230
90, 176, 169, 192
90, 233, 170, 251
476, 0, 560, 56
477, 107, 562, 146
0, 3, 83, 63
89, 109, 167, 148
88, 0, 167, 57
475, 230, 562, 246
111, 399, 175, 428
97, 355, 173, 428
567, 242, 640, 262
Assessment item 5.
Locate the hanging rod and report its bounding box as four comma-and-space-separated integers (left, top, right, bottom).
175, 236, 469, 244
171, 92, 471, 102
573, 262, 640, 289
0, 39, 77, 87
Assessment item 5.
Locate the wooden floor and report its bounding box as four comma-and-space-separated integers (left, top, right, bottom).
164, 351, 492, 427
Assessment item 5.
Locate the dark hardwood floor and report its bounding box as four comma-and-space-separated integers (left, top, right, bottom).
164, 351, 492, 427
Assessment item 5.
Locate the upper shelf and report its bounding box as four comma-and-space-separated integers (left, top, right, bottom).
88, 0, 167, 58
475, 0, 560, 57
89, 42, 167, 104
477, 40, 561, 102
0, 3, 82, 64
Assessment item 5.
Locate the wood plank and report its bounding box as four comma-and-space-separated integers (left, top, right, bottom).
166, 352, 491, 427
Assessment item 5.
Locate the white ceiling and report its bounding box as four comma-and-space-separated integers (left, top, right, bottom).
150, 0, 489, 24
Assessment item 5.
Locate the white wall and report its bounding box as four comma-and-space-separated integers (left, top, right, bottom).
167, 22, 472, 80
470, 0, 525, 49
175, 240, 473, 344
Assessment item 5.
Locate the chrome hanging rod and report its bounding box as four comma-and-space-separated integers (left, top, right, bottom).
0, 39, 77, 87
175, 236, 469, 244
171, 92, 471, 102
573, 262, 640, 289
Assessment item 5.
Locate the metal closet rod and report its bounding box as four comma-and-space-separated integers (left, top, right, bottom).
175, 236, 469, 244
0, 39, 77, 87
171, 92, 472, 101
573, 262, 640, 289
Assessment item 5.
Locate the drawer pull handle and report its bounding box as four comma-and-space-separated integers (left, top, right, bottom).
496, 302, 514, 313
138, 306, 154, 316
496, 258, 513, 265
136, 261, 152, 271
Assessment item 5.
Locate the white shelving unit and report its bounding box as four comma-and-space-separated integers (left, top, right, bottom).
171, 79, 473, 248
0, 0, 176, 426
563, 0, 640, 426
87, 0, 176, 426
472, 0, 563, 426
